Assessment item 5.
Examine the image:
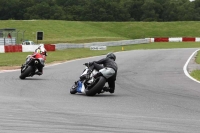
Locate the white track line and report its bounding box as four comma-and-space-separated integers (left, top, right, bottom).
0, 69, 19, 73
183, 49, 200, 83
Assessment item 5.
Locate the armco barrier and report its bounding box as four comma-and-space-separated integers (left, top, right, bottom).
44, 44, 55, 51
0, 38, 199, 53
22, 45, 38, 52
0, 45, 5, 53
154, 38, 169, 42
150, 37, 200, 42
14, 45, 22, 52
4, 45, 22, 52
0, 44, 56, 53
4, 46, 12, 52
4, 45, 13, 52
182, 37, 196, 42
55, 39, 150, 50
21, 44, 55, 52
169, 37, 182, 42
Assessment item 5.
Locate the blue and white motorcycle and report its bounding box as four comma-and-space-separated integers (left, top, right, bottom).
70, 63, 107, 96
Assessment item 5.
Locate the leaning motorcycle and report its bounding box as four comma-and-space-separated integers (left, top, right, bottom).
70, 63, 107, 96
19, 56, 45, 79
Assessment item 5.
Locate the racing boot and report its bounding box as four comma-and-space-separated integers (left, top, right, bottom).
103, 86, 110, 92
103, 86, 114, 94
35, 71, 42, 75
98, 86, 110, 94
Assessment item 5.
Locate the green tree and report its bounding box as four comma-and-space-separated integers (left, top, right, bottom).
0, 0, 21, 20
62, 0, 90, 20
193, 0, 200, 20
177, 0, 195, 20
17, 0, 35, 19
162, 0, 179, 21
141, 0, 160, 21
124, 0, 144, 21
85, 0, 129, 21
24, 1, 65, 20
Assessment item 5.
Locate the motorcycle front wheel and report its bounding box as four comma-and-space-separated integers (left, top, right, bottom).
19, 66, 34, 79
85, 76, 106, 96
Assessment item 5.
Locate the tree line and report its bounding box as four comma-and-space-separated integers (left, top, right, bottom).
0, 0, 200, 21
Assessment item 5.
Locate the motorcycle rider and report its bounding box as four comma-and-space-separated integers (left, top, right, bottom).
35, 44, 47, 60
22, 44, 47, 75
89, 52, 118, 94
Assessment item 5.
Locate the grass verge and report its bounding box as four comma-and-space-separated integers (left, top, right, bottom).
190, 70, 200, 81
195, 51, 200, 64
191, 50, 200, 81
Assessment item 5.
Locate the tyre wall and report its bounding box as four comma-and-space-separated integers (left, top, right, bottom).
148, 37, 200, 42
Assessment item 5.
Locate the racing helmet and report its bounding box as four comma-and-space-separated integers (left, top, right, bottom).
106, 53, 116, 61
35, 48, 41, 54
40, 46, 46, 55
36, 44, 47, 56
39, 44, 44, 47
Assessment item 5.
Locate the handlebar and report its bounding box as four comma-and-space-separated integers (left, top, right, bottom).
83, 63, 89, 66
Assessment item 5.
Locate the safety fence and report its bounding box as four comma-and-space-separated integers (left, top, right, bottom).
147, 37, 200, 42
55, 39, 150, 50
0, 44, 55, 53
1, 37, 199, 53
0, 39, 149, 53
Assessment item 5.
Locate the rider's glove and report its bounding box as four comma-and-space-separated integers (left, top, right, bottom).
84, 62, 89, 66
84, 62, 93, 66
89, 62, 94, 66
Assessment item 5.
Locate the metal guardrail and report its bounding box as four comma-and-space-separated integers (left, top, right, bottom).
55, 39, 150, 50
0, 37, 16, 45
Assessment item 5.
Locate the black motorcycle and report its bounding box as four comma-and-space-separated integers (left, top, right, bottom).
19, 56, 44, 79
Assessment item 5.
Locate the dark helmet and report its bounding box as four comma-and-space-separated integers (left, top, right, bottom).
106, 53, 116, 61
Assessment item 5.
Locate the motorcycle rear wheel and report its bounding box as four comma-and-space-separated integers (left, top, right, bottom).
19, 66, 34, 79
85, 76, 106, 96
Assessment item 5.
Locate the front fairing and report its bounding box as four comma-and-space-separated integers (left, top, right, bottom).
22, 58, 44, 72
37, 58, 45, 67
81, 67, 89, 76
28, 58, 44, 67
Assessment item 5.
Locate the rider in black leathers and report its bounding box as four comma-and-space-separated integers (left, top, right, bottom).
89, 53, 118, 93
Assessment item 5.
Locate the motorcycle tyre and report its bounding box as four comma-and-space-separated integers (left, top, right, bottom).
19, 66, 34, 79
85, 76, 106, 96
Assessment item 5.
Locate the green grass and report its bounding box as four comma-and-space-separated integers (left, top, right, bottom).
190, 70, 200, 81
190, 51, 200, 81
1, 42, 200, 67
195, 51, 200, 64
1, 20, 200, 44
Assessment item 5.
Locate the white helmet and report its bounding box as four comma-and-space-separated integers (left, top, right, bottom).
39, 44, 44, 47
35, 44, 47, 55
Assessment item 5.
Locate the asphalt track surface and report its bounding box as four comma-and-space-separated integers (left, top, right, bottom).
1, 48, 200, 133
